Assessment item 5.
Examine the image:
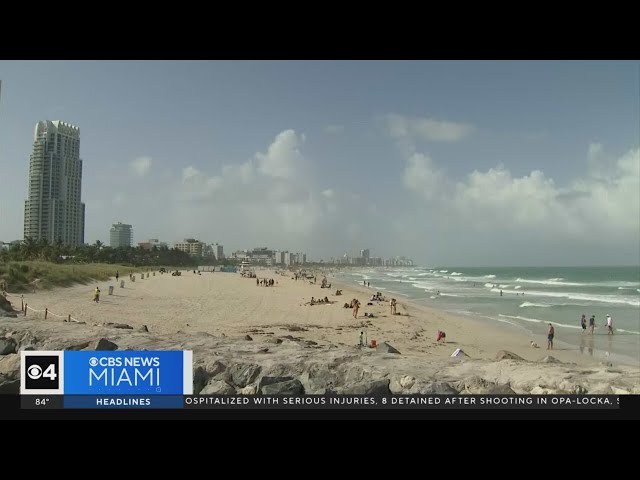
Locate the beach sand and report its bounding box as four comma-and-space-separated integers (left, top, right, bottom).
9, 268, 626, 366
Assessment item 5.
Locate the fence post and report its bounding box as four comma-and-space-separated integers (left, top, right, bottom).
45, 308, 48, 319
68, 314, 71, 323
21, 295, 24, 312
24, 304, 27, 316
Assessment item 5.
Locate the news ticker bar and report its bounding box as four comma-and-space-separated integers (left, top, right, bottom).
21, 395, 621, 410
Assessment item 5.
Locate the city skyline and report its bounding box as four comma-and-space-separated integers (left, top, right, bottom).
0, 61, 638, 266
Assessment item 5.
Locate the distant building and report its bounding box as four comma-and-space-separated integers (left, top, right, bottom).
251, 247, 276, 266
214, 243, 224, 260
24, 120, 85, 245
174, 239, 206, 256
138, 238, 168, 251
110, 222, 133, 248
360, 249, 370, 263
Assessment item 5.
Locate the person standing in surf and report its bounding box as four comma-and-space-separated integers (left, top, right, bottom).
581, 314, 587, 332
589, 314, 596, 334
606, 314, 613, 335
547, 323, 554, 350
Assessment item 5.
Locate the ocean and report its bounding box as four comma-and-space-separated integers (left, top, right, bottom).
333, 266, 640, 366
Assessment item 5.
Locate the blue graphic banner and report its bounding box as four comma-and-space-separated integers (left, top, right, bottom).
63, 351, 192, 395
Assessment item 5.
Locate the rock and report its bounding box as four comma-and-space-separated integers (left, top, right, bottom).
258, 348, 269, 353
0, 338, 17, 355
267, 338, 283, 344
0, 374, 20, 394
420, 382, 459, 395
530, 386, 552, 395
258, 376, 294, 391
66, 341, 90, 351
305, 340, 318, 346
571, 385, 588, 395
104, 322, 133, 329
0, 354, 20, 377
20, 346, 35, 351
16, 332, 38, 350
611, 387, 630, 395
389, 376, 403, 394
496, 350, 525, 361
389, 375, 416, 393
343, 379, 391, 395
137, 325, 149, 333
457, 376, 515, 394
588, 384, 613, 394
228, 364, 261, 388
194, 361, 228, 393
240, 385, 257, 395
200, 380, 236, 394
400, 375, 416, 389
376, 342, 401, 354
539, 355, 561, 363
285, 325, 308, 332
205, 360, 227, 377
91, 338, 118, 351
244, 335, 253, 341
261, 379, 305, 395
306, 365, 339, 392
193, 367, 209, 395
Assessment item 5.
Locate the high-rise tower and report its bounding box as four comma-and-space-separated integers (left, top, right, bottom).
24, 120, 85, 245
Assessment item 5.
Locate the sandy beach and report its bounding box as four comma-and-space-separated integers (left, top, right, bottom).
6, 267, 634, 366
3, 267, 640, 396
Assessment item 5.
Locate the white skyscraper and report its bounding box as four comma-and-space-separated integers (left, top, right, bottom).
24, 120, 85, 245
110, 222, 133, 248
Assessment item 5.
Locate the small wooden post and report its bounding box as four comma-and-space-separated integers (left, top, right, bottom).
68, 314, 71, 322
21, 296, 24, 311
45, 308, 48, 319
24, 304, 27, 316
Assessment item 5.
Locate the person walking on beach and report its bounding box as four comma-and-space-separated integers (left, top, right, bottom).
353, 299, 360, 319
606, 314, 613, 335
115, 271, 119, 281
589, 314, 596, 334
94, 286, 100, 303
581, 314, 587, 332
547, 323, 554, 350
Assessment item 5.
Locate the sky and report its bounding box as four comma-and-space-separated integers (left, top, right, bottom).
0, 60, 638, 266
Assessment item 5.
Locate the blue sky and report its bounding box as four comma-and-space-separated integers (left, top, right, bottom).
0, 60, 638, 266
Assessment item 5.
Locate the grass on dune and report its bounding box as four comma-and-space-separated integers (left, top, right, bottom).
0, 261, 130, 292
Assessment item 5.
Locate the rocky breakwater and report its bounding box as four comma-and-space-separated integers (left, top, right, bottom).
2, 316, 639, 396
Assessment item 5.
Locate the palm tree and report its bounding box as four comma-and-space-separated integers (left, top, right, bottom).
21, 237, 39, 259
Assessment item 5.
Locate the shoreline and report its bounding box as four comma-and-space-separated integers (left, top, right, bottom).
327, 270, 639, 368
327, 276, 635, 367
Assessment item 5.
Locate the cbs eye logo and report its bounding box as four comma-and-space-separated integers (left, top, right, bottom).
24, 355, 59, 390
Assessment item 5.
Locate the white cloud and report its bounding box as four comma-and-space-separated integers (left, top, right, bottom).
383, 113, 474, 143
182, 166, 201, 182
255, 129, 305, 180
130, 156, 153, 177
403, 146, 640, 239
324, 125, 345, 134
402, 153, 445, 200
